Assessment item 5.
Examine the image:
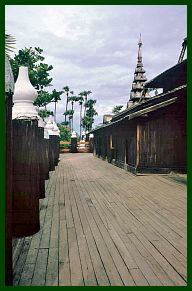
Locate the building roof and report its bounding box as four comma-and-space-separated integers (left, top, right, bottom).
145, 59, 187, 93
90, 84, 186, 133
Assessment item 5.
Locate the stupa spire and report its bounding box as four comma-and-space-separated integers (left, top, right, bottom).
137, 33, 142, 63
128, 34, 150, 106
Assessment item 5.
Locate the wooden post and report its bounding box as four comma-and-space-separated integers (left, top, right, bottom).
37, 126, 46, 199
5, 92, 13, 285
12, 120, 40, 237
5, 55, 15, 286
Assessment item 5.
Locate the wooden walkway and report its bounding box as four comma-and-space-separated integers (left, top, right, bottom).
13, 153, 187, 286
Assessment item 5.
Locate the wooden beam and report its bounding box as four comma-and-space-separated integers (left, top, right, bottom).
129, 97, 177, 120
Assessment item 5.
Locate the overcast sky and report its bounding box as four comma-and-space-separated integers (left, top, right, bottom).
5, 5, 187, 133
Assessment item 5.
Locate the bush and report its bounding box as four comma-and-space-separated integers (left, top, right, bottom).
60, 143, 71, 149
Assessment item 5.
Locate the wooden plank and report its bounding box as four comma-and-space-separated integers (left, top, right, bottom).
78, 171, 161, 285
89, 205, 135, 286
68, 227, 84, 286
70, 178, 97, 286
19, 263, 35, 286
73, 156, 186, 286
31, 248, 49, 286
129, 268, 149, 286
58, 219, 70, 286
13, 153, 186, 286
69, 174, 110, 285
12, 238, 25, 270
72, 175, 126, 285
13, 237, 32, 285
45, 248, 59, 286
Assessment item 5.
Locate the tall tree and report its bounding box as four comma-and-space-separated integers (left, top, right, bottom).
50, 89, 63, 122
68, 95, 80, 131
63, 86, 70, 123
78, 93, 84, 137
58, 123, 71, 141
82, 90, 92, 119
82, 99, 97, 131
10, 47, 53, 92
63, 109, 74, 132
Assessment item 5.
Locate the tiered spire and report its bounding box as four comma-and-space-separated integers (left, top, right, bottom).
129, 34, 150, 104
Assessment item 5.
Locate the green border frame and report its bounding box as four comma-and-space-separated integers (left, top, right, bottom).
1, 1, 190, 289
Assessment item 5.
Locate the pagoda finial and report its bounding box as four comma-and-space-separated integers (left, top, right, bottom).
127, 35, 150, 106
138, 33, 142, 46
137, 33, 142, 63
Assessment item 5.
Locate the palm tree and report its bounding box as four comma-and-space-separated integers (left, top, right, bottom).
63, 86, 70, 123
82, 99, 97, 131
5, 34, 15, 57
78, 93, 84, 138
82, 90, 92, 119
63, 109, 74, 132
68, 95, 79, 131
50, 89, 63, 122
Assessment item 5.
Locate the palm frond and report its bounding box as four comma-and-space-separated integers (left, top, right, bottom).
5, 34, 16, 57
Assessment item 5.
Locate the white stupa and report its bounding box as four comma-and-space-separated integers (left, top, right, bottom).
12, 66, 38, 120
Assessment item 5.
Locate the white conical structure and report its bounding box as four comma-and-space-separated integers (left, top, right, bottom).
81, 130, 85, 141
12, 66, 38, 119
38, 117, 45, 128
45, 120, 54, 135
44, 127, 49, 139
52, 121, 60, 136
71, 131, 77, 138
89, 133, 94, 139
51, 124, 60, 136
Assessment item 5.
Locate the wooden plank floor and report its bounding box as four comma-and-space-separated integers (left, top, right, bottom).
13, 153, 187, 286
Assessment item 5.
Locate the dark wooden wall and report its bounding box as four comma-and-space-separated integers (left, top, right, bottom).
93, 96, 186, 174
138, 98, 186, 172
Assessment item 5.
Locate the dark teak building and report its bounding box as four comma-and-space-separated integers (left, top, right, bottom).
91, 37, 187, 174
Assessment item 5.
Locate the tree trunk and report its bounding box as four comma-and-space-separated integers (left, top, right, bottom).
54, 101, 57, 122
80, 103, 82, 137
65, 93, 69, 123
71, 102, 74, 131
83, 96, 87, 119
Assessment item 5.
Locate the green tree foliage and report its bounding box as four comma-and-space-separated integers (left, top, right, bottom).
57, 123, 71, 141
50, 89, 63, 120
10, 47, 53, 92
10, 46, 63, 120
33, 90, 52, 109
112, 105, 123, 114
81, 90, 92, 119
63, 109, 74, 116
38, 109, 53, 120
82, 99, 98, 131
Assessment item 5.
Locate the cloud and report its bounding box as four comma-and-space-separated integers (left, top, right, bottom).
5, 5, 187, 132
